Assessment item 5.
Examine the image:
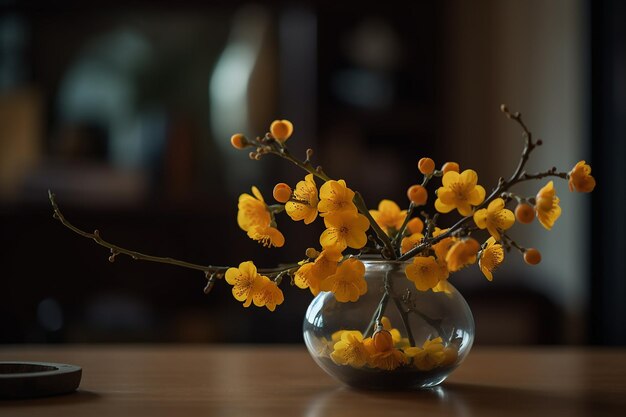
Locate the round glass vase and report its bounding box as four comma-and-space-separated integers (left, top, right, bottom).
303, 259, 474, 390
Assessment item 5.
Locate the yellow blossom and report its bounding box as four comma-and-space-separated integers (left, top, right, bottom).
440, 346, 459, 367
432, 279, 453, 294
294, 248, 343, 295
320, 258, 367, 302
479, 237, 504, 281
330, 330, 369, 368
252, 275, 284, 311
435, 169, 486, 216
369, 200, 407, 235
365, 340, 408, 370
473, 198, 515, 240
318, 180, 357, 216
432, 228, 457, 261
401, 232, 424, 255
225, 261, 261, 307
445, 238, 480, 272
320, 212, 370, 250
405, 337, 446, 371
285, 174, 319, 224
405, 256, 447, 291
568, 160, 596, 193
247, 225, 285, 248
237, 187, 284, 247
535, 181, 562, 230
237, 186, 270, 232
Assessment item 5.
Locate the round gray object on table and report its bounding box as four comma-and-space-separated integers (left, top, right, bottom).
0, 362, 82, 399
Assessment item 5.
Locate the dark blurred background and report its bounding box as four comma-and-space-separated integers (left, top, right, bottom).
0, 0, 624, 345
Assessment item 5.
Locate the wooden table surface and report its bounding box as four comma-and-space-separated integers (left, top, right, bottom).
1, 345, 625, 416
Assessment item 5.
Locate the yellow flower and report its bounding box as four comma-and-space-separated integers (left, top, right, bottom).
369, 200, 407, 235
330, 330, 369, 368
247, 225, 285, 248
237, 186, 284, 247
441, 346, 459, 367
401, 232, 424, 255
432, 228, 457, 261
568, 160, 596, 193
285, 174, 319, 224
405, 337, 446, 371
435, 169, 486, 216
473, 198, 515, 240
225, 261, 261, 307
320, 258, 367, 302
320, 212, 370, 250
318, 180, 357, 216
405, 256, 447, 291
237, 186, 270, 232
294, 248, 343, 295
445, 238, 480, 272
252, 275, 284, 311
479, 237, 504, 281
365, 343, 408, 370
535, 181, 562, 230
432, 279, 452, 294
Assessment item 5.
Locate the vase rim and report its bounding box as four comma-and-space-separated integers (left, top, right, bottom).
357, 257, 411, 265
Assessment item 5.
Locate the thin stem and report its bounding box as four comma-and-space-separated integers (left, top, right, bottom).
364, 286, 391, 338
353, 192, 396, 259
269, 146, 396, 259
391, 296, 415, 347
48, 190, 298, 279
398, 107, 560, 262
391, 202, 415, 254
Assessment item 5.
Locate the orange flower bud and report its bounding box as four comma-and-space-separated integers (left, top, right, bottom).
515, 203, 535, 224
407, 185, 428, 206
441, 162, 460, 174
270, 120, 294, 142
305, 247, 319, 259
273, 183, 292, 203
373, 329, 394, 352
407, 217, 424, 234
418, 157, 435, 175
524, 248, 542, 265
230, 133, 247, 149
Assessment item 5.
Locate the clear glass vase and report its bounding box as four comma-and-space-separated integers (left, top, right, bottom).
303, 259, 474, 390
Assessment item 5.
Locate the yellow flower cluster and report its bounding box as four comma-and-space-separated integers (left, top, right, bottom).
328, 319, 458, 372
225, 261, 284, 311
228, 118, 596, 311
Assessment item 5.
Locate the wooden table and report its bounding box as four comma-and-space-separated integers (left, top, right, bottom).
1, 345, 625, 416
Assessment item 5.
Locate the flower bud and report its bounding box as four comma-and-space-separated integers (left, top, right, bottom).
230, 133, 247, 149
373, 329, 394, 352
305, 248, 320, 259
524, 248, 542, 265
270, 120, 294, 142
273, 183, 292, 203
441, 162, 460, 174
515, 203, 535, 224
418, 157, 435, 175
407, 217, 424, 234
407, 185, 428, 206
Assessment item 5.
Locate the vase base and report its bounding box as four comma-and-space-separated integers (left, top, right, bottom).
317, 357, 453, 391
